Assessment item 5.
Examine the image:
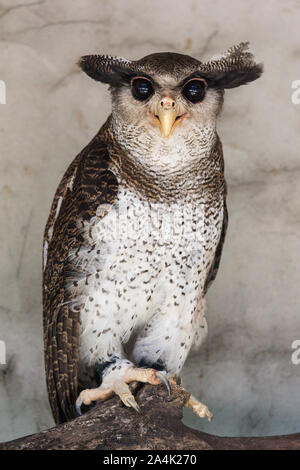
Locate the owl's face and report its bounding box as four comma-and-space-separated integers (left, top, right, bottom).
110, 67, 223, 139
79, 45, 262, 142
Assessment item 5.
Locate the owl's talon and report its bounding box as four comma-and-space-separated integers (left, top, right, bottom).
75, 365, 173, 417
75, 395, 82, 416
185, 394, 213, 422
156, 371, 171, 397
173, 375, 182, 386
125, 395, 141, 413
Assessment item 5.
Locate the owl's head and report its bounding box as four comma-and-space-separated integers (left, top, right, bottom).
79, 43, 262, 140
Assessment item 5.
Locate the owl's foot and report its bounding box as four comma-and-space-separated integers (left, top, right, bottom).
76, 364, 170, 416
185, 394, 213, 421
168, 376, 212, 422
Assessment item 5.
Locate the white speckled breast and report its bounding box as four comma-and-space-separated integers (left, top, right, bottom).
68, 185, 223, 374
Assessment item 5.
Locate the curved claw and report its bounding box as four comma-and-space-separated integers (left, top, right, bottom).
173, 374, 182, 386
156, 371, 171, 397
76, 395, 83, 416
126, 396, 141, 413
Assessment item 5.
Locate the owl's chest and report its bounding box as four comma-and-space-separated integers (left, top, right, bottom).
74, 187, 223, 364
80, 187, 223, 290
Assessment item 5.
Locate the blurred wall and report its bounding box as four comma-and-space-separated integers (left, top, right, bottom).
0, 0, 300, 441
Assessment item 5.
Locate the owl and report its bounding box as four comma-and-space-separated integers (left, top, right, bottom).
43, 42, 262, 424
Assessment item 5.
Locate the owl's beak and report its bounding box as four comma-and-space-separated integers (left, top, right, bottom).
153, 97, 186, 138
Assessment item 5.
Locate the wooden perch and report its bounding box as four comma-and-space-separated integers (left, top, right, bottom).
0, 383, 299, 450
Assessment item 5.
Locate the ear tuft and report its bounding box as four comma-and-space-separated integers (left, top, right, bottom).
199, 42, 263, 89
78, 55, 134, 85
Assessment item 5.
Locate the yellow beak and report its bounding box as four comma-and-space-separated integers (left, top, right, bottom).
153, 96, 184, 138
157, 107, 180, 138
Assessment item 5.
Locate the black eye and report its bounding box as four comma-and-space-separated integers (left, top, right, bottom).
131, 77, 154, 101
182, 79, 206, 103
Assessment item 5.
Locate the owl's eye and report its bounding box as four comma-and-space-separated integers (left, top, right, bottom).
131, 77, 154, 101
182, 79, 206, 103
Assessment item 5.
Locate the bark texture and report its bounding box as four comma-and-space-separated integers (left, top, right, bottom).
0, 383, 299, 450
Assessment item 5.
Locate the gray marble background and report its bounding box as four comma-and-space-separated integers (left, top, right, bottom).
0, 0, 299, 442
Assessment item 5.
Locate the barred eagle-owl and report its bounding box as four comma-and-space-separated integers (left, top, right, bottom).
43, 42, 262, 424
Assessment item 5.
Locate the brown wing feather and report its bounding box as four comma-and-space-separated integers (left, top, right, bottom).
43, 119, 119, 424
204, 199, 228, 295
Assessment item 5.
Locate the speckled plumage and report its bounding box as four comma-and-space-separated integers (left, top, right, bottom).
43, 43, 262, 424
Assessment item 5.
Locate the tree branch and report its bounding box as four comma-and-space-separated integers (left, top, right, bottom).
0, 383, 299, 450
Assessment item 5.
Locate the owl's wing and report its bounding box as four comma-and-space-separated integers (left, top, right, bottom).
203, 200, 228, 295
43, 121, 119, 424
